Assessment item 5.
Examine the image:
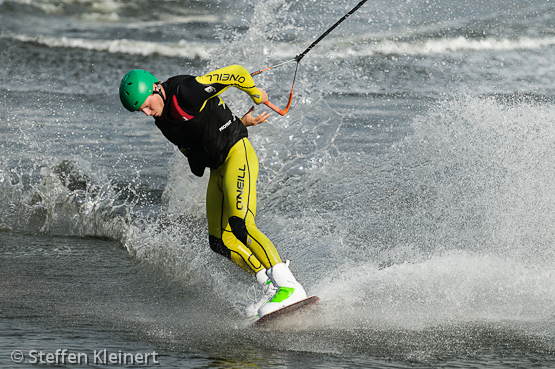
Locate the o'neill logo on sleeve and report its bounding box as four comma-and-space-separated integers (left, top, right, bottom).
205, 73, 246, 84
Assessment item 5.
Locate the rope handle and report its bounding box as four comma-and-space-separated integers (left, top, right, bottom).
264, 88, 294, 116
258, 63, 298, 116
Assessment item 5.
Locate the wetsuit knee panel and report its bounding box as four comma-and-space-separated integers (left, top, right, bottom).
229, 216, 248, 244
209, 235, 231, 259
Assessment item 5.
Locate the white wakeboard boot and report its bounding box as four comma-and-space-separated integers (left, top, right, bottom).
244, 268, 277, 322
258, 261, 307, 318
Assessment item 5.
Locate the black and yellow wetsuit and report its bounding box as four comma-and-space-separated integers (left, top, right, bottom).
155, 65, 281, 273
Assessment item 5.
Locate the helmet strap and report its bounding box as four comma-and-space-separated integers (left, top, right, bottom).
155, 82, 165, 102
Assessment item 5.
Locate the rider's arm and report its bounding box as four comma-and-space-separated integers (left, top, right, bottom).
195, 65, 265, 105
174, 65, 268, 115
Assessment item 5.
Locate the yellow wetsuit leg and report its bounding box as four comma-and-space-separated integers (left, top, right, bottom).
207, 165, 261, 273
206, 138, 282, 273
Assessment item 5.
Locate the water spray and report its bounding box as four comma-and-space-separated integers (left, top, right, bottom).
251, 0, 368, 115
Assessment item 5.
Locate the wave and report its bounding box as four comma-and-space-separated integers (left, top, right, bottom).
324, 35, 555, 58
218, 33, 555, 61
1, 0, 222, 22
5, 33, 215, 59
2, 0, 126, 15
9, 27, 554, 63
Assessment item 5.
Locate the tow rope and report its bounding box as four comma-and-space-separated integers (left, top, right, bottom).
251, 0, 368, 116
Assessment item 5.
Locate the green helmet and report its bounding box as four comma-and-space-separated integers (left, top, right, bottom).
119, 69, 159, 111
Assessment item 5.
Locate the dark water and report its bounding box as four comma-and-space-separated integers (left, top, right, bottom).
1, 0, 555, 367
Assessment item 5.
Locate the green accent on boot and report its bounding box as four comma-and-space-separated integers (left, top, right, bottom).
270, 287, 295, 303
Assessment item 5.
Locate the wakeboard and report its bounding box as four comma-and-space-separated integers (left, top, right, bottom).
254, 296, 320, 326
